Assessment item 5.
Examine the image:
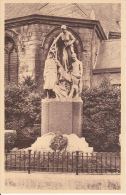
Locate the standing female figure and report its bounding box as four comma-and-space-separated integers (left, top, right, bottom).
51, 25, 76, 72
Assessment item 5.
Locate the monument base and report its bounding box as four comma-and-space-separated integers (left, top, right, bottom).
41, 98, 83, 137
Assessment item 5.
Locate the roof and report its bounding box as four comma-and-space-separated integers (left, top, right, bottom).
5, 3, 93, 20
95, 40, 121, 69
90, 3, 121, 34
5, 3, 121, 36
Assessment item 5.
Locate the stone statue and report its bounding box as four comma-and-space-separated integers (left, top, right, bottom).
53, 64, 72, 98
69, 53, 83, 99
43, 51, 60, 98
50, 25, 76, 72
44, 25, 83, 99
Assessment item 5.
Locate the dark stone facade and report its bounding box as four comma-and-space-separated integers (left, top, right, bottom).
5, 15, 108, 89
5, 14, 121, 89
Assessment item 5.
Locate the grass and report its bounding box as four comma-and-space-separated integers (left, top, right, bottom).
5, 172, 121, 190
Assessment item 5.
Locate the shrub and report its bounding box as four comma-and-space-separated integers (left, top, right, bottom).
5, 130, 17, 152
16, 125, 41, 149
5, 77, 41, 149
5, 84, 41, 129
81, 80, 121, 152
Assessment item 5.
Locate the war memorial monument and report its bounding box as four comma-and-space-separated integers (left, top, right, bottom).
41, 25, 83, 137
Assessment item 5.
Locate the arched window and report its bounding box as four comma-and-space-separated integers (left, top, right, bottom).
5, 36, 18, 84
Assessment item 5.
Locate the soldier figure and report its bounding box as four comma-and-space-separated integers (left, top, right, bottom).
69, 53, 83, 99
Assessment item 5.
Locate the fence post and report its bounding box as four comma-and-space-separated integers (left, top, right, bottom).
52, 152, 54, 172
115, 152, 116, 172
72, 152, 73, 172
48, 152, 50, 172
76, 151, 79, 175
101, 152, 102, 174
82, 153, 83, 173
5, 150, 7, 170
86, 153, 88, 173
67, 152, 69, 172
91, 153, 93, 173
19, 151, 21, 171
33, 151, 35, 171
15, 151, 17, 170
105, 152, 107, 173
110, 152, 112, 172
96, 153, 98, 173
119, 153, 121, 173
28, 150, 31, 174
24, 151, 25, 171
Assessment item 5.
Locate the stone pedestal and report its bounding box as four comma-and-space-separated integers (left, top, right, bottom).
41, 99, 83, 137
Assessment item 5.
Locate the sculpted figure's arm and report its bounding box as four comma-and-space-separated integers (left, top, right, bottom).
55, 60, 63, 74
52, 33, 62, 46
69, 33, 76, 46
56, 60, 62, 68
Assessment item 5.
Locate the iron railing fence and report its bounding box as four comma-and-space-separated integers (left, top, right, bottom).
5, 150, 121, 175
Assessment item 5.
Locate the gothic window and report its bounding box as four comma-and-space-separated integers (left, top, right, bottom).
5, 36, 18, 84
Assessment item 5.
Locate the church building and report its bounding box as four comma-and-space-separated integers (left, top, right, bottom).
5, 3, 121, 89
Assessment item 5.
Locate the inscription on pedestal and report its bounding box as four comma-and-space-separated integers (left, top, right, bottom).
41, 99, 83, 137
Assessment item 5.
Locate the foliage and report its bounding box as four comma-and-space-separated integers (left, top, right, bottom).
22, 76, 38, 92
16, 125, 41, 149
5, 84, 41, 130
5, 77, 41, 148
5, 131, 17, 151
81, 78, 121, 152
50, 135, 68, 152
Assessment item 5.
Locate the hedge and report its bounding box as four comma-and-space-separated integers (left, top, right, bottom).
5, 77, 41, 148
5, 130, 17, 151
81, 81, 121, 152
